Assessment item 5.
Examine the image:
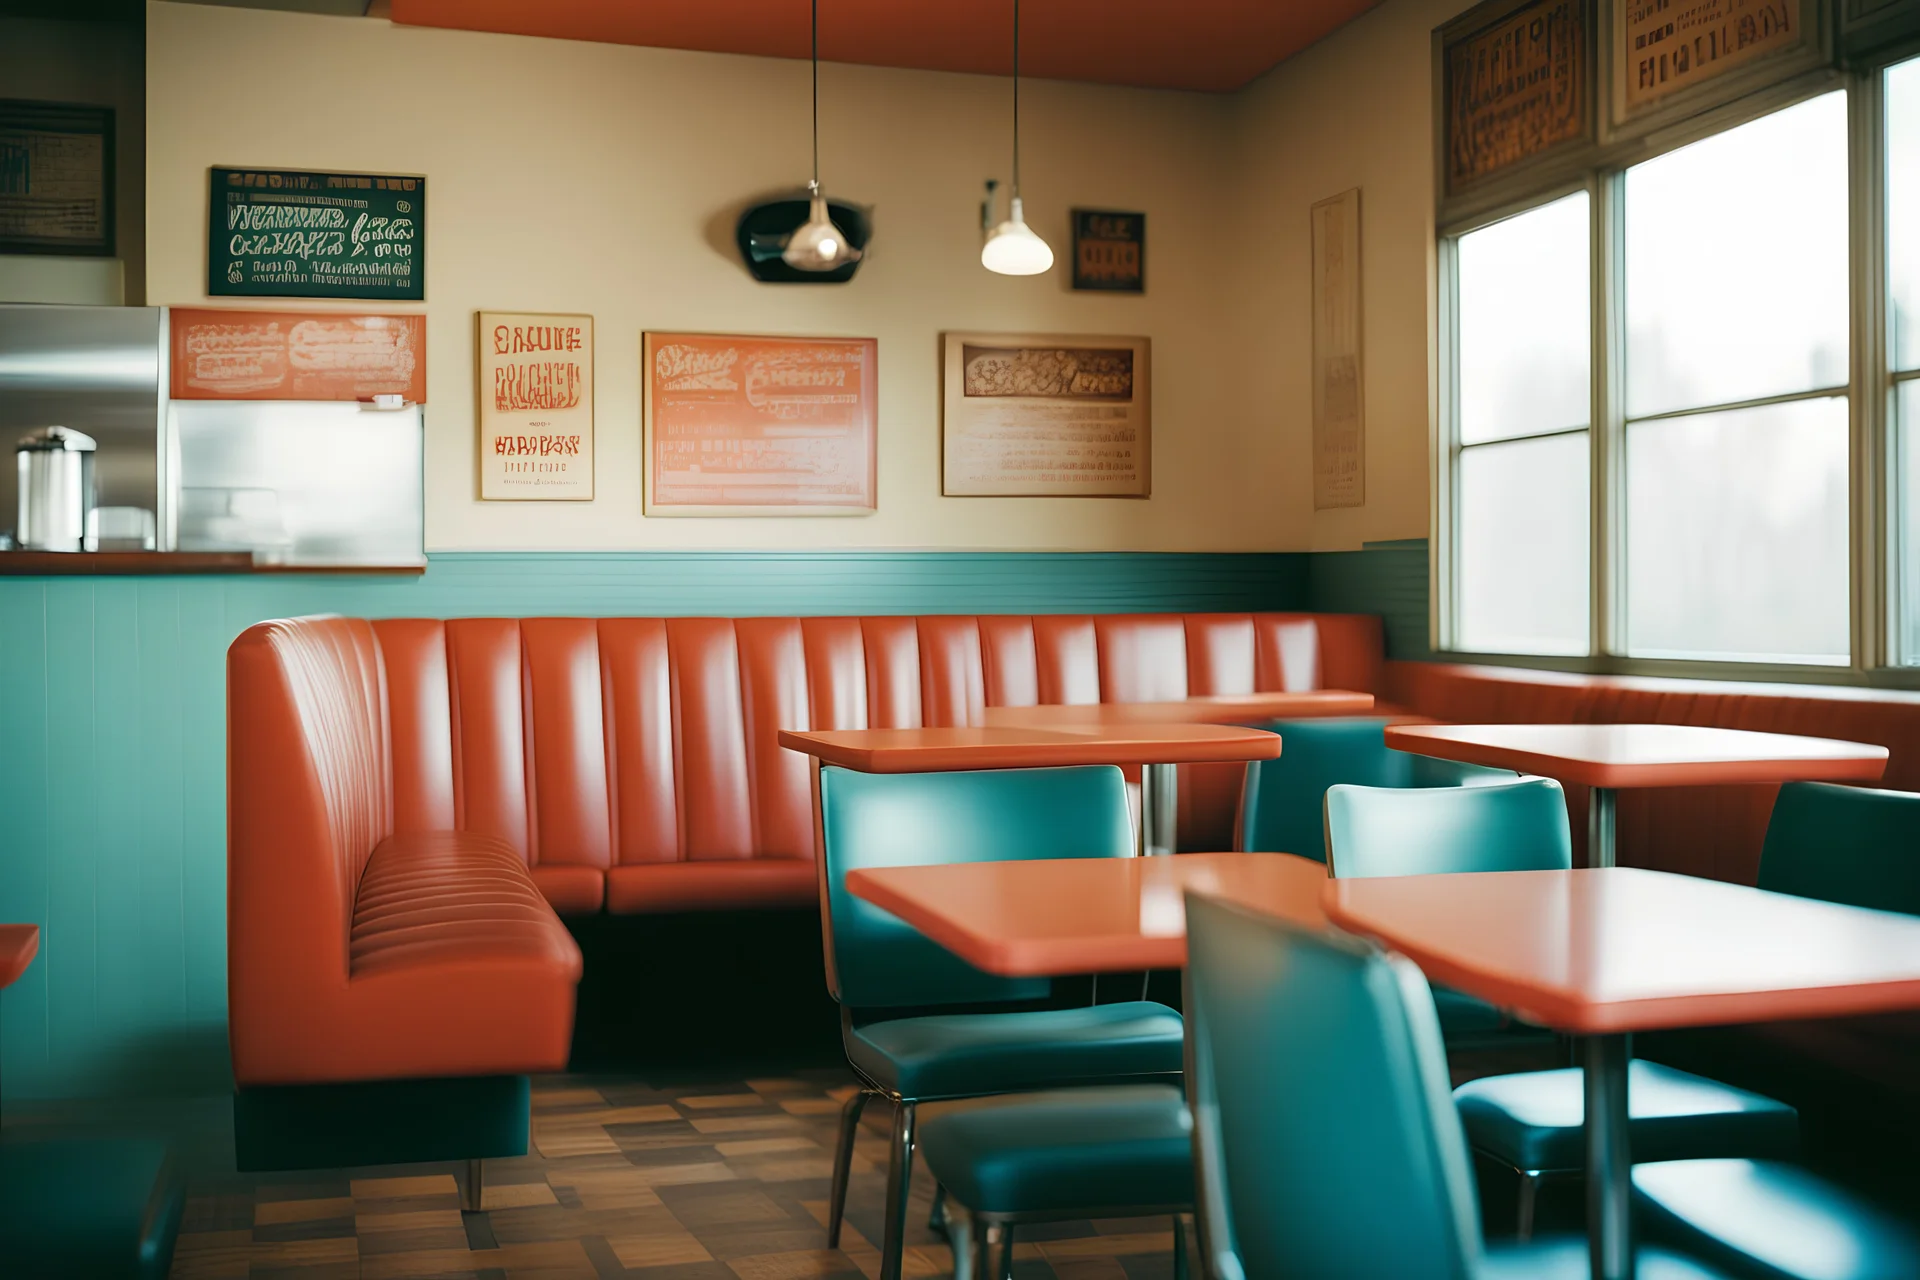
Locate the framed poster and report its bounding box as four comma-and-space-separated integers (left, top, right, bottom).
1441, 0, 1590, 194
1311, 190, 1365, 511
643, 332, 876, 516
1613, 0, 1809, 121
170, 308, 425, 402
1071, 210, 1145, 292
209, 167, 424, 301
479, 313, 593, 501
0, 100, 114, 256
941, 333, 1151, 498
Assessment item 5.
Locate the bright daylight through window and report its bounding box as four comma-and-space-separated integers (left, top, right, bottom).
1453, 192, 1591, 656
1892, 56, 1920, 664
1448, 89, 1859, 667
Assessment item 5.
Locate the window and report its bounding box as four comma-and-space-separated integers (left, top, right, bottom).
1621, 92, 1851, 663
1891, 56, 1920, 663
1453, 193, 1591, 655
1444, 89, 1859, 669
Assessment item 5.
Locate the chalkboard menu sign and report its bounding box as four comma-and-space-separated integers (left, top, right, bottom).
208, 167, 424, 301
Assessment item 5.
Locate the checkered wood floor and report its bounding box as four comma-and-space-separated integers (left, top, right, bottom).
167, 1072, 1188, 1280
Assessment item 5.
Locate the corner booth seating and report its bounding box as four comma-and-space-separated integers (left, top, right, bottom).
225, 610, 1378, 1178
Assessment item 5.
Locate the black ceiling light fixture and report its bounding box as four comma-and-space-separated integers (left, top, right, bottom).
735, 0, 869, 284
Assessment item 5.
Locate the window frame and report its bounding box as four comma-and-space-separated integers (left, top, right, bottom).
1433, 62, 1920, 689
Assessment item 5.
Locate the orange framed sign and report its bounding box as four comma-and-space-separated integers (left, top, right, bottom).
643, 331, 877, 516
169, 307, 424, 402
477, 311, 594, 501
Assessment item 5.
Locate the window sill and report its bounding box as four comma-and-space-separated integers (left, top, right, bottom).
1424, 649, 1920, 695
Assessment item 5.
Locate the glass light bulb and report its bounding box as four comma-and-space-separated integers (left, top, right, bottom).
981, 197, 1053, 276
782, 189, 860, 271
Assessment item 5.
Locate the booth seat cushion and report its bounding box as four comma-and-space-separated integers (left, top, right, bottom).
605, 859, 817, 914
846, 1001, 1184, 1101
917, 1084, 1193, 1216
329, 831, 582, 1082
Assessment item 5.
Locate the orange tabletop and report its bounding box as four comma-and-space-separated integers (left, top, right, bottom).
980, 690, 1374, 728
778, 723, 1282, 773
0, 924, 40, 991
1384, 722, 1888, 790
1325, 867, 1920, 1035
847, 852, 1328, 976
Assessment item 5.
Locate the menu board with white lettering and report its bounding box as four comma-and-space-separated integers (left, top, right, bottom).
209, 167, 424, 301
1617, 0, 1805, 115
479, 312, 593, 501
941, 332, 1151, 498
644, 332, 877, 516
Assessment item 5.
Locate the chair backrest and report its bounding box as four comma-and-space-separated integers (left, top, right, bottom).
1323, 776, 1572, 879
1238, 719, 1516, 861
1238, 719, 1406, 861
1759, 781, 1920, 915
816, 764, 1134, 1010
1183, 892, 1484, 1280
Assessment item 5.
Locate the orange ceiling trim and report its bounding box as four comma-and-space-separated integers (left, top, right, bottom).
386, 0, 1382, 94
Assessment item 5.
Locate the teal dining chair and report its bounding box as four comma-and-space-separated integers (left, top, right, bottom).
816, 764, 1184, 1280
1181, 890, 1732, 1278
916, 1084, 1193, 1280
1325, 778, 1799, 1238
1237, 717, 1513, 862
1757, 781, 1920, 914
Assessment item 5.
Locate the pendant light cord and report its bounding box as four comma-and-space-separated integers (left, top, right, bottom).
1011, 0, 1021, 199
810, 0, 820, 186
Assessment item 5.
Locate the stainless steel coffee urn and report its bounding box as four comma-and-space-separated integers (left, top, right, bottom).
16, 426, 97, 552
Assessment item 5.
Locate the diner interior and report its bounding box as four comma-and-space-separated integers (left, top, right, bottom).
6, 0, 1920, 1277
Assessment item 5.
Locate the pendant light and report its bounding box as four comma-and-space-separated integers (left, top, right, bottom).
981, 0, 1052, 276
783, 0, 860, 271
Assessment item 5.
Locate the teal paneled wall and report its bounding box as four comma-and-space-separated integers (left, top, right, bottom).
0, 551, 1307, 1101
1308, 539, 1431, 661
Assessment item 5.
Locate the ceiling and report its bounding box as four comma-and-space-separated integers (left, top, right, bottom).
382, 0, 1384, 94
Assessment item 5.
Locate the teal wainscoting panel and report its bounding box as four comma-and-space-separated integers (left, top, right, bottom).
1306, 539, 1431, 660
0, 551, 1308, 1101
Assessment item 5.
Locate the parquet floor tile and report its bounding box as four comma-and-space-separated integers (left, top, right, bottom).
167, 1072, 1190, 1279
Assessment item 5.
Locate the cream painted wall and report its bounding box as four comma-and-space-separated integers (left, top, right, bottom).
146, 2, 1272, 552
1233, 0, 1468, 551
1, 16, 145, 306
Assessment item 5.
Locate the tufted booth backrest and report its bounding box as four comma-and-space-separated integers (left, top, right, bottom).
366, 612, 1385, 879
229, 616, 394, 997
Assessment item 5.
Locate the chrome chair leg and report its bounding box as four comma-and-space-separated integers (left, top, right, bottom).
928, 1182, 948, 1237
1515, 1169, 1543, 1242
946, 1203, 976, 1280
971, 1220, 999, 1280
1173, 1213, 1190, 1280
878, 1100, 917, 1280
462, 1158, 484, 1213
996, 1222, 1015, 1280
827, 1090, 869, 1248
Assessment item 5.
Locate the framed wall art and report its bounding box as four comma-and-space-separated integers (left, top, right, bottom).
171, 308, 426, 403
643, 331, 877, 516
1071, 210, 1145, 292
0, 100, 114, 256
941, 332, 1151, 497
1311, 189, 1365, 510
478, 312, 593, 500
1440, 0, 1591, 196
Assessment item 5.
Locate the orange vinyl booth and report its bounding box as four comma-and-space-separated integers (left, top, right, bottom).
223, 610, 1380, 1179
